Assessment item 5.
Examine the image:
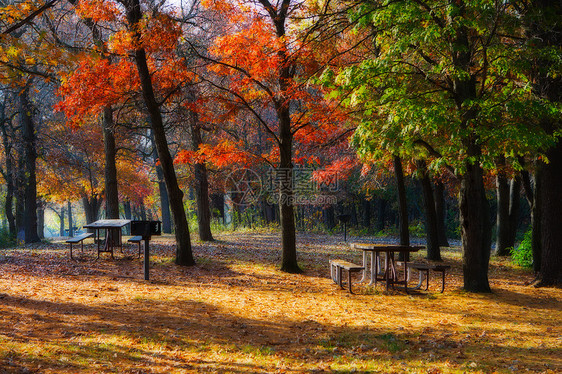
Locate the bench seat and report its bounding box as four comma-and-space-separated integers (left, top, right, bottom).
329, 259, 364, 294
128, 236, 143, 257
407, 263, 451, 293
66, 233, 94, 258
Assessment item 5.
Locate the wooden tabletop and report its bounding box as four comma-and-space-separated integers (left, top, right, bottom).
83, 219, 131, 229
350, 242, 423, 252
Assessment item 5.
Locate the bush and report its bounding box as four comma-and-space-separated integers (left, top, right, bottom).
511, 229, 533, 268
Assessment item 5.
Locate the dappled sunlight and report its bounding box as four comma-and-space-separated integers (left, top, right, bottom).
0, 232, 560, 373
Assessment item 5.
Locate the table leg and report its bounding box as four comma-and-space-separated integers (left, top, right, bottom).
359, 251, 367, 283
368, 251, 376, 286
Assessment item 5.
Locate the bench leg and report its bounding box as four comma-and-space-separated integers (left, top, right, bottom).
348, 270, 353, 294
338, 266, 343, 289
70, 243, 73, 259
440, 270, 446, 293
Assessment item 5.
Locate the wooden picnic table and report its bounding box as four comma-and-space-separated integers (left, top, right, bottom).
350, 243, 423, 292
83, 219, 131, 258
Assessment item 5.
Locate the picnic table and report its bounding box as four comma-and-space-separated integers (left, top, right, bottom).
83, 219, 131, 258
350, 243, 423, 292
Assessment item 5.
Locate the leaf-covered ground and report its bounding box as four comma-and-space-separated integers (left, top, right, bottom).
0, 231, 560, 373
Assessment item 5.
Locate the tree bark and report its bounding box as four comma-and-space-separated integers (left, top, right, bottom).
434, 181, 450, 247
506, 177, 521, 251
394, 156, 410, 246
124, 0, 194, 266
417, 160, 441, 261
59, 206, 65, 237
82, 196, 101, 231
460, 148, 492, 292
103, 106, 120, 219
37, 199, 44, 239
495, 159, 511, 256
537, 140, 562, 286
19, 83, 40, 243
0, 113, 16, 238
67, 201, 74, 237
525, 0, 562, 286
279, 110, 300, 273
189, 109, 214, 241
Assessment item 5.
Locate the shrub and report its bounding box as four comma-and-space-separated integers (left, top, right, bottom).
511, 229, 533, 268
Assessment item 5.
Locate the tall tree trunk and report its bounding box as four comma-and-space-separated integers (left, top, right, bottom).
460, 148, 492, 292
434, 181, 450, 247
37, 199, 44, 239
19, 83, 39, 244
59, 206, 65, 237
124, 0, 194, 266
0, 117, 16, 239
537, 140, 562, 286
103, 106, 119, 219
506, 177, 521, 250
417, 160, 441, 261
521, 169, 541, 274
189, 109, 213, 241
278, 111, 300, 273
82, 196, 101, 232
394, 156, 410, 261
150, 131, 172, 234
525, 0, 562, 286
156, 168, 171, 233
496, 159, 511, 256
123, 200, 132, 235
67, 201, 74, 237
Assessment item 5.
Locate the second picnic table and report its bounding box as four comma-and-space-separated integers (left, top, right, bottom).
83, 219, 131, 258
350, 243, 423, 292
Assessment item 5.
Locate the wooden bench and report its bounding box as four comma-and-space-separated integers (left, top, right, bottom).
127, 235, 143, 258
407, 263, 451, 293
66, 233, 94, 259
329, 259, 364, 294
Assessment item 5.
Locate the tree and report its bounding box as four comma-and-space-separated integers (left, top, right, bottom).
325, 0, 553, 292
522, 0, 562, 286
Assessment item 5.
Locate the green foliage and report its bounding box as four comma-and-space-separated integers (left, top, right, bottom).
511, 229, 533, 268
325, 0, 559, 175
0, 227, 15, 249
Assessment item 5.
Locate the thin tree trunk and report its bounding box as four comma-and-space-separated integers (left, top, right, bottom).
124, 200, 132, 235
68, 201, 74, 237
521, 168, 541, 274
434, 181, 449, 247
103, 106, 119, 219
82, 196, 101, 232
0, 117, 16, 238
150, 131, 172, 234
394, 156, 410, 261
37, 199, 44, 239
189, 109, 213, 241
417, 160, 441, 261
496, 159, 511, 256
124, 0, 194, 266
59, 206, 65, 237
19, 83, 39, 243
506, 177, 521, 250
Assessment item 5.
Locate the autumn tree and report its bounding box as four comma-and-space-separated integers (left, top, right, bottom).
197, 0, 352, 272
324, 0, 555, 292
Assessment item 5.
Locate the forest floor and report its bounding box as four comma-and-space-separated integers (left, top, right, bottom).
0, 230, 560, 373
